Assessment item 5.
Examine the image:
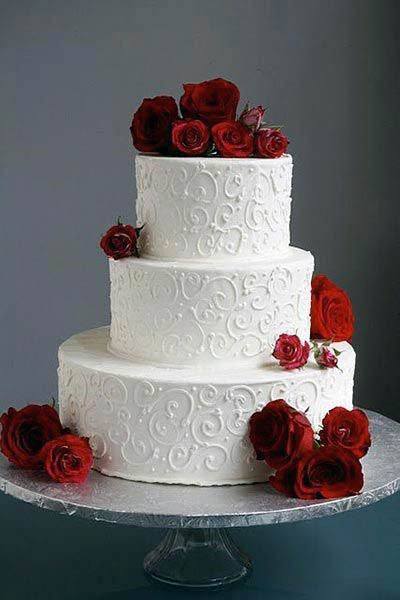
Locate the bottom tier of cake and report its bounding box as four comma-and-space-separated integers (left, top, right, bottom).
58, 327, 355, 486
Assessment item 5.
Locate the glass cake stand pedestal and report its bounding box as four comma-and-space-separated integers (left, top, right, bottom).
0, 410, 399, 591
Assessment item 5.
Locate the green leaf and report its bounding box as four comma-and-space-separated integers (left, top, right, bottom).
333, 348, 342, 357
206, 144, 218, 157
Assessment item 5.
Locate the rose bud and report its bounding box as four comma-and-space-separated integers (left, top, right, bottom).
270, 446, 364, 500
130, 96, 178, 153
315, 346, 338, 369
171, 119, 211, 156
40, 434, 93, 483
249, 399, 314, 469
0, 404, 64, 468
320, 407, 371, 458
180, 77, 240, 127
311, 275, 355, 342
239, 105, 265, 132
272, 334, 310, 370
100, 221, 138, 260
254, 127, 289, 158
211, 121, 253, 158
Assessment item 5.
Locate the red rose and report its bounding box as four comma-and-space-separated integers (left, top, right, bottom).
254, 127, 289, 158
100, 222, 138, 260
0, 405, 64, 468
270, 446, 363, 499
239, 105, 265, 132
130, 96, 178, 152
171, 119, 211, 156
41, 434, 93, 483
180, 77, 240, 126
315, 346, 338, 369
272, 334, 310, 370
320, 407, 371, 458
211, 121, 253, 158
311, 275, 355, 342
249, 399, 314, 469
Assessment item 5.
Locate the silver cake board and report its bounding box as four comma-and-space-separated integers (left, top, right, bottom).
0, 410, 399, 590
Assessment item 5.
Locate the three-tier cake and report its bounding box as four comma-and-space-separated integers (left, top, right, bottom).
58, 151, 355, 485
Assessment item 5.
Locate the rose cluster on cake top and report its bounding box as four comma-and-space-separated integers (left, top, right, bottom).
130, 77, 289, 158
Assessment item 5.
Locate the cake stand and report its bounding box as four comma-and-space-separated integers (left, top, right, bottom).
0, 410, 399, 591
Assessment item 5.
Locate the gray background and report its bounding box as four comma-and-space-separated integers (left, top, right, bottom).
1, 1, 399, 598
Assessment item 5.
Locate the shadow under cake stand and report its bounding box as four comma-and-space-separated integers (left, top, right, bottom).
0, 410, 399, 590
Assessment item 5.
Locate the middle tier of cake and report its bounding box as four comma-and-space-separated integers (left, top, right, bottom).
109, 247, 314, 367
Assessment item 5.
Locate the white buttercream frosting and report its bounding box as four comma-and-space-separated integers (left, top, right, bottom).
59, 328, 355, 486
136, 154, 293, 261
109, 248, 314, 367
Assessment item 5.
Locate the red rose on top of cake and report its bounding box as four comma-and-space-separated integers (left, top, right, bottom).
239, 105, 265, 132
211, 121, 253, 158
129, 77, 289, 158
311, 275, 355, 342
180, 77, 240, 126
130, 96, 178, 152
255, 127, 289, 158
0, 404, 64, 468
171, 119, 211, 156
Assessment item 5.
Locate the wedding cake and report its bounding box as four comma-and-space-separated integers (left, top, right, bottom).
58, 78, 355, 486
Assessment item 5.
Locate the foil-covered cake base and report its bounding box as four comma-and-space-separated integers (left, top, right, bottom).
1, 409, 398, 590
0, 410, 398, 529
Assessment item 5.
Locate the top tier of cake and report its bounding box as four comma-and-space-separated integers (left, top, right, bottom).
136, 154, 293, 262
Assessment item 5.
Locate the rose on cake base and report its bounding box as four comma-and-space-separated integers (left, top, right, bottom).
0, 403, 93, 484
249, 400, 370, 499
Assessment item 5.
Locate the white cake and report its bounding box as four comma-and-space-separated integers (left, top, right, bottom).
136, 154, 293, 260
108, 248, 313, 367
58, 154, 356, 485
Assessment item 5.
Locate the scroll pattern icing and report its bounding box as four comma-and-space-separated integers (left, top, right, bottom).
136, 155, 293, 260
109, 250, 314, 366
58, 331, 355, 485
